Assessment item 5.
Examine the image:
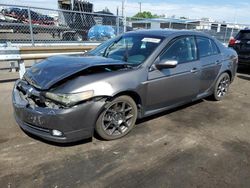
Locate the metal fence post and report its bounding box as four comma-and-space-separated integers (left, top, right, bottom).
223, 26, 228, 43
116, 7, 119, 36
123, 16, 126, 33
231, 24, 235, 37
10, 61, 17, 72
116, 16, 119, 35
18, 60, 26, 78
27, 7, 35, 46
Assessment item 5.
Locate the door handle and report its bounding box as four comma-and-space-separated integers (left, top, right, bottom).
190, 68, 198, 73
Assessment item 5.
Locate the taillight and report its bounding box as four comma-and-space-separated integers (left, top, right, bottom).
229, 38, 236, 45
229, 37, 240, 46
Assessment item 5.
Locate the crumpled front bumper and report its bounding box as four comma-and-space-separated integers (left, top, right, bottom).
12, 81, 106, 143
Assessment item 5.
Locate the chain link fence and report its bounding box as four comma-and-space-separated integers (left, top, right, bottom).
127, 17, 248, 44
0, 4, 123, 45
0, 3, 249, 46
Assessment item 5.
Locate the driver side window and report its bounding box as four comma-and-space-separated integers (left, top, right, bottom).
160, 36, 197, 64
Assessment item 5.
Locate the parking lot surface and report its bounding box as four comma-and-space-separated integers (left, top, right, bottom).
0, 67, 250, 188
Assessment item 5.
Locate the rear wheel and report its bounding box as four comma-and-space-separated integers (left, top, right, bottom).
212, 73, 231, 101
95, 96, 137, 140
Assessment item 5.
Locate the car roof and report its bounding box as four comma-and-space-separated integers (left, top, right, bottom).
127, 29, 209, 38
240, 29, 250, 32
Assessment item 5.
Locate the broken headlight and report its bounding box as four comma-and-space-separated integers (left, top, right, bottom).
45, 90, 94, 106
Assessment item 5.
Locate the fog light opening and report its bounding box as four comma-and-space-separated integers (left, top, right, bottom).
52, 129, 63, 137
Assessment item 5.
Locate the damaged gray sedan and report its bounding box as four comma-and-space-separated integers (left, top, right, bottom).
12, 30, 238, 142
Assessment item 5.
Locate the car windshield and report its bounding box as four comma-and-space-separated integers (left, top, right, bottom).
87, 34, 163, 66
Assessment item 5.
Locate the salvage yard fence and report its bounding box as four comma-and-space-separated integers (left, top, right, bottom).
127, 17, 250, 45
1, 3, 250, 46
0, 4, 122, 45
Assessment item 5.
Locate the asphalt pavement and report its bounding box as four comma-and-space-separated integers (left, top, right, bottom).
0, 67, 250, 188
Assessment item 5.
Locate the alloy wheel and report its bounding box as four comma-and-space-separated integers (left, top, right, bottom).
102, 101, 134, 136
216, 75, 230, 98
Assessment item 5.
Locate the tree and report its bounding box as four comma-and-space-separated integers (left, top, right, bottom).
180, 16, 188, 20
133, 11, 160, 19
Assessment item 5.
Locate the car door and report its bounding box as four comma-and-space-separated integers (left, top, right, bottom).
196, 36, 222, 94
146, 36, 201, 112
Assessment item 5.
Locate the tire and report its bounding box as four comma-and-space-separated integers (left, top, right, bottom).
62, 32, 74, 41
95, 95, 138, 140
212, 73, 231, 101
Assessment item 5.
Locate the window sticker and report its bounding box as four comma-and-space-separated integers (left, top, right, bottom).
141, 38, 161, 43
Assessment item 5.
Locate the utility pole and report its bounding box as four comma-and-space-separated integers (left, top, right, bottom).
122, 0, 126, 33
122, 1, 124, 18
139, 2, 142, 13
116, 6, 119, 35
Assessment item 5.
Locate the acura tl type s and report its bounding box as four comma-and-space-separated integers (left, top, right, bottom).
12, 30, 238, 143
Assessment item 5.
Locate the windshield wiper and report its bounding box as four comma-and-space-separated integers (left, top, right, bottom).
123, 63, 134, 69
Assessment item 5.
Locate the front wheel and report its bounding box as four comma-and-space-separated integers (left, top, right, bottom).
95, 96, 138, 140
212, 73, 231, 101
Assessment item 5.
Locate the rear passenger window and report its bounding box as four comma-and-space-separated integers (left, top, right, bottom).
210, 40, 220, 55
160, 36, 197, 64
238, 31, 250, 40
197, 37, 219, 58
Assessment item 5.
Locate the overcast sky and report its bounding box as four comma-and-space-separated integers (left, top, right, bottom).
1, 0, 250, 24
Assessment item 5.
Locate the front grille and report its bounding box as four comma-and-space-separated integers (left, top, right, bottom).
16, 80, 63, 109
17, 81, 40, 97
16, 81, 46, 108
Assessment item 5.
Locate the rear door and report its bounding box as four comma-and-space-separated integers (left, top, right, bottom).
196, 36, 222, 94
146, 36, 201, 112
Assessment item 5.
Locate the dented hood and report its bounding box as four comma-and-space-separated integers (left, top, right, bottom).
23, 55, 125, 90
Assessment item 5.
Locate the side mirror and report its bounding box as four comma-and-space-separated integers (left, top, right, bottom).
155, 60, 178, 70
